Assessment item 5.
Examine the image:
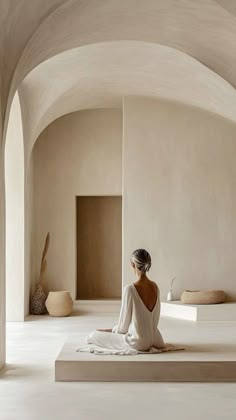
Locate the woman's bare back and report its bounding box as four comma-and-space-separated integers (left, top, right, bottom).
133, 279, 158, 312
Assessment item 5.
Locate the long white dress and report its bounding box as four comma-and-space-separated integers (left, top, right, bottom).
88, 284, 165, 353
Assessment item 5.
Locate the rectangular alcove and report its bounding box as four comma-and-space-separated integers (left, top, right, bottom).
76, 196, 122, 300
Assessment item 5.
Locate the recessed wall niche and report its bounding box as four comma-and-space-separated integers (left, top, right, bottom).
76, 196, 122, 300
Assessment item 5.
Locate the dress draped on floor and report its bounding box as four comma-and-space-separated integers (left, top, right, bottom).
77, 284, 184, 355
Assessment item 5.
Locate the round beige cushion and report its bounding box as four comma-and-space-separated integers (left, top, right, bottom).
45, 291, 73, 317
181, 290, 225, 305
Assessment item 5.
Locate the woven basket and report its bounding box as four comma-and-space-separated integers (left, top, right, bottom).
181, 290, 225, 305
45, 291, 73, 317
31, 284, 47, 315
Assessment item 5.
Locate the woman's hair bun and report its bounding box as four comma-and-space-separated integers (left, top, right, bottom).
131, 249, 151, 273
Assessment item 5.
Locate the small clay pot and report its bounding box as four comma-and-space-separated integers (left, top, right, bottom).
45, 291, 73, 317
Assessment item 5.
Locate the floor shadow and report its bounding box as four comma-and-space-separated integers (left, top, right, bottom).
0, 363, 47, 380
24, 314, 49, 322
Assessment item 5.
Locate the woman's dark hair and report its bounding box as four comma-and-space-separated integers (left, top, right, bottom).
131, 249, 151, 273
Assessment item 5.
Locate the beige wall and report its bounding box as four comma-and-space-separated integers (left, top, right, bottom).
33, 109, 122, 298
32, 99, 236, 302
123, 97, 236, 301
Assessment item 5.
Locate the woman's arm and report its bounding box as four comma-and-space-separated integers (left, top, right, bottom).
112, 285, 132, 334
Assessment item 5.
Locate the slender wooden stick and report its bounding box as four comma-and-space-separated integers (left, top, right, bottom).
38, 232, 50, 287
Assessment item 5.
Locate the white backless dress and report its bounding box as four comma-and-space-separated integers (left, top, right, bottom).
88, 284, 165, 353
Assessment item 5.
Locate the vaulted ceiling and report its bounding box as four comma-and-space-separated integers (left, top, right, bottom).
19, 41, 236, 155
1, 0, 236, 150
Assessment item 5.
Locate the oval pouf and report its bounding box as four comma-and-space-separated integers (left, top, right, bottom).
181, 290, 225, 305
45, 291, 73, 317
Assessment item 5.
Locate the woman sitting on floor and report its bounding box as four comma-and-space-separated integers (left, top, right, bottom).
88, 249, 165, 353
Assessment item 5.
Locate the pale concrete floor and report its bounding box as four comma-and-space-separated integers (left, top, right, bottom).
1, 313, 236, 420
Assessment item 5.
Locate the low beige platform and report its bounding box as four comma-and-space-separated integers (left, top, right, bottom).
55, 306, 236, 382
161, 301, 236, 321
55, 338, 236, 382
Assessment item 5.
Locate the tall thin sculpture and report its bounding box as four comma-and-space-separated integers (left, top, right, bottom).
31, 233, 50, 315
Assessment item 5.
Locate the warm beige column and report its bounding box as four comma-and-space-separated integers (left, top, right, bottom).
5, 93, 25, 321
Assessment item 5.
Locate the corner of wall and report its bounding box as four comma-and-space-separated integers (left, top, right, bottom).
0, 147, 6, 366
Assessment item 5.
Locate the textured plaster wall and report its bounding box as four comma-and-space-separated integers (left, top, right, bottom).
33, 109, 122, 298
123, 97, 236, 301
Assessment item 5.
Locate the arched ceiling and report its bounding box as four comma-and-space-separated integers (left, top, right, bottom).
0, 0, 65, 124
19, 41, 236, 155
1, 0, 236, 149
1, 0, 236, 134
